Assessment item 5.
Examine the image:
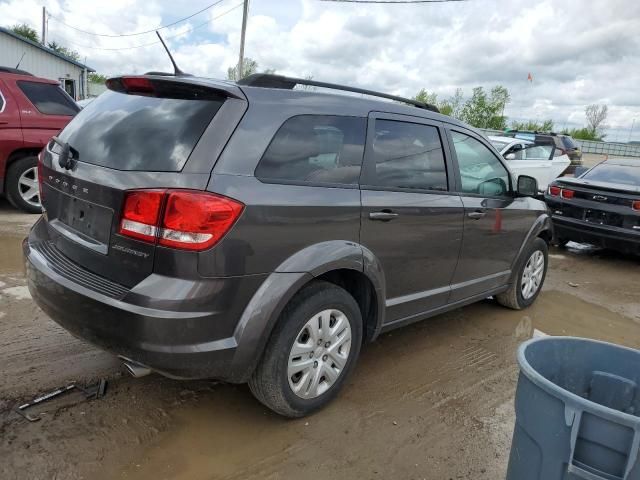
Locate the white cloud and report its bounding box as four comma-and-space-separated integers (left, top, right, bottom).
1, 0, 639, 138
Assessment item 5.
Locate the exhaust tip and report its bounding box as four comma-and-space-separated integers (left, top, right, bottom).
121, 359, 152, 378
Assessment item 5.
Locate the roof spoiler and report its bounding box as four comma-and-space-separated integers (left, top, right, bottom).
105, 75, 245, 100
238, 73, 440, 113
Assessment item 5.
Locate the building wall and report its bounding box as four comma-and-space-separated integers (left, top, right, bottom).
0, 32, 87, 99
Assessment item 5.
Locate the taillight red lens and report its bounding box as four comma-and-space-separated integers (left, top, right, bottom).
561, 189, 575, 199
159, 191, 244, 251
549, 186, 561, 196
119, 190, 165, 242
119, 77, 155, 95
633, 200, 640, 211
118, 189, 244, 251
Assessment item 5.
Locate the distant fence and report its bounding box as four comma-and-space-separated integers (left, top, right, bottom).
478, 128, 640, 158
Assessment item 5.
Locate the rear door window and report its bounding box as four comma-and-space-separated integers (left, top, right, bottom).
17, 81, 79, 116
255, 115, 366, 186
367, 119, 448, 191
57, 90, 223, 171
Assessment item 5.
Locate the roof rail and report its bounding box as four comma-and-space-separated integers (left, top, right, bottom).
0, 66, 33, 76
237, 73, 440, 113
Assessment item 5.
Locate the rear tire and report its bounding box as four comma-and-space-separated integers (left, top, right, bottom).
496, 238, 548, 310
249, 280, 363, 418
5, 156, 41, 214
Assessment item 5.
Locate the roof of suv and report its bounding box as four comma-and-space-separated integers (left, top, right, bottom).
148, 73, 466, 128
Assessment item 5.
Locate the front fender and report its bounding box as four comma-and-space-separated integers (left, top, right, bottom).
510, 212, 553, 272
229, 240, 387, 381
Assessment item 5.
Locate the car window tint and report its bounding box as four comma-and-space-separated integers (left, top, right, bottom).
562, 136, 578, 149
451, 131, 510, 196
58, 90, 223, 172
256, 115, 366, 186
583, 164, 640, 185
370, 119, 447, 191
17, 81, 79, 116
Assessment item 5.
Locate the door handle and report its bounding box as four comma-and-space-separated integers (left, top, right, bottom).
467, 210, 487, 220
369, 211, 399, 221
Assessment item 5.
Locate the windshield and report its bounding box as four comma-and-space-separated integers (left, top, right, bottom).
583, 163, 640, 186
58, 90, 223, 172
489, 140, 509, 151
562, 136, 578, 149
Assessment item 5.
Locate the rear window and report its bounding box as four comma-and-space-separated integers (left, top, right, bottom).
583, 163, 640, 186
17, 81, 79, 116
58, 90, 223, 171
255, 115, 366, 186
561, 136, 578, 149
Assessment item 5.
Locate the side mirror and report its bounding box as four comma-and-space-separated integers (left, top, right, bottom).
505, 153, 516, 160
517, 175, 538, 197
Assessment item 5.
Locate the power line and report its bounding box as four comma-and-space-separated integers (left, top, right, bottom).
48, 0, 227, 38
320, 0, 468, 3
48, 3, 243, 52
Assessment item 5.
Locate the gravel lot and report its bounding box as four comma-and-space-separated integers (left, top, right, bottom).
1, 191, 638, 480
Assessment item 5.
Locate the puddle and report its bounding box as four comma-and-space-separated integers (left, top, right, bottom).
0, 236, 25, 275
109, 291, 640, 480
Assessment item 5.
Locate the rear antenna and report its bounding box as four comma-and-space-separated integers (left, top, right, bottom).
155, 31, 190, 77
15, 51, 26, 69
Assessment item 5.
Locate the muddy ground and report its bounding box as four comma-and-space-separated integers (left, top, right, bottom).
1, 186, 639, 480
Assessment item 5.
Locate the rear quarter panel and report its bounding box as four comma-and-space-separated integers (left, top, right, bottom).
0, 79, 24, 189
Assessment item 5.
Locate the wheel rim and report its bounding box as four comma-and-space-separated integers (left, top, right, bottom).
521, 250, 545, 300
18, 166, 41, 208
287, 309, 352, 400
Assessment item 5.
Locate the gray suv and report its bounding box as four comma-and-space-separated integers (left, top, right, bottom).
24, 74, 552, 417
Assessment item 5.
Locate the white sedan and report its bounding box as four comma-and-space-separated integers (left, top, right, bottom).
489, 135, 571, 190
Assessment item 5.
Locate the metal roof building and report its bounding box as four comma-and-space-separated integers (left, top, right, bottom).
0, 26, 94, 100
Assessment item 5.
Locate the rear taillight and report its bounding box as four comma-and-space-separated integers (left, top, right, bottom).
118, 189, 244, 251
119, 190, 165, 242
106, 76, 155, 96
633, 201, 640, 211
561, 189, 575, 199
548, 185, 561, 196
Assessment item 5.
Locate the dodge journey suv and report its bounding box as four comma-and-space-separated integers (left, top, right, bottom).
24, 73, 552, 417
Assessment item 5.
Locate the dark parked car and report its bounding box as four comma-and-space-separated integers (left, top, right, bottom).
0, 67, 79, 213
504, 130, 583, 174
24, 74, 552, 417
545, 158, 640, 254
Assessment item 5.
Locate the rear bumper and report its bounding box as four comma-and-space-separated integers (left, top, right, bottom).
551, 216, 640, 254
23, 223, 269, 381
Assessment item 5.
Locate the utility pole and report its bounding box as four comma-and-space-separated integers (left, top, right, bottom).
237, 0, 249, 80
41, 6, 46, 45
629, 118, 636, 143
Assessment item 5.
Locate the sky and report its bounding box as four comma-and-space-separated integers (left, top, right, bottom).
1, 0, 639, 141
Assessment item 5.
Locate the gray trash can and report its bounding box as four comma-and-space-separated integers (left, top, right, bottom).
507, 337, 640, 480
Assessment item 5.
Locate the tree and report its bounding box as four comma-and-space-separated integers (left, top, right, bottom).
88, 72, 108, 84
226, 58, 259, 81
510, 119, 555, 132
414, 88, 438, 106
459, 85, 510, 129
561, 127, 604, 142
585, 104, 608, 138
413, 88, 463, 119
47, 41, 81, 61
9, 23, 39, 43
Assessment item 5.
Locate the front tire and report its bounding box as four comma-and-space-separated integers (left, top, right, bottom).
249, 280, 363, 417
496, 237, 548, 310
5, 156, 42, 214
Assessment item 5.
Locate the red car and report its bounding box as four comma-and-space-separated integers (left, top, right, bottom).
0, 67, 79, 212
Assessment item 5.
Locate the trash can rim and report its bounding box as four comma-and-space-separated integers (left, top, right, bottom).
517, 336, 640, 426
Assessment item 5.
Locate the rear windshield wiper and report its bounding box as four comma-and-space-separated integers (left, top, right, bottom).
50, 136, 79, 169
